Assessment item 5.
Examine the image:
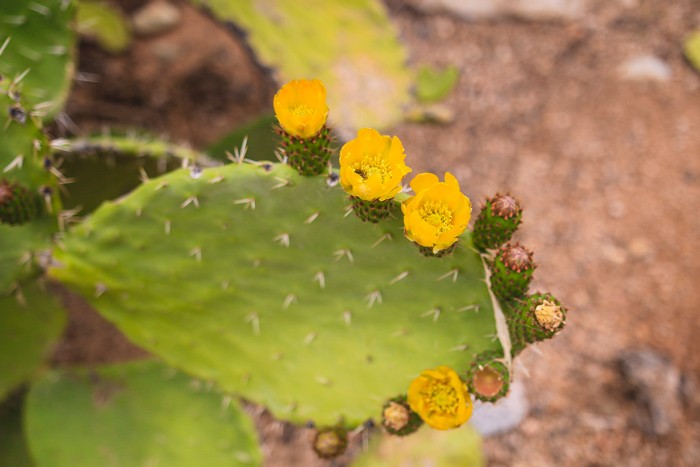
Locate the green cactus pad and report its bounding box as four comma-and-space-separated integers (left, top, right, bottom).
24, 360, 262, 467
0, 0, 76, 117
53, 134, 205, 213
0, 281, 66, 402
1, 80, 61, 293
354, 424, 484, 467
192, 0, 411, 133
51, 162, 502, 427
684, 31, 700, 73
76, 0, 131, 53
207, 114, 277, 162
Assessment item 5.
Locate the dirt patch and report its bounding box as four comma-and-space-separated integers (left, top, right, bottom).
63, 1, 276, 147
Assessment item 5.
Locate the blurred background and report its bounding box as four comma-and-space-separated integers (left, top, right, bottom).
3, 0, 700, 465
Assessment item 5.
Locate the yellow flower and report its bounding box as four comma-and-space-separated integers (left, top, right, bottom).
402, 172, 471, 254
273, 79, 329, 139
407, 366, 473, 430
339, 128, 411, 201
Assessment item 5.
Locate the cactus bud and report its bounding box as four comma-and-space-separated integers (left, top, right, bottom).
507, 293, 567, 347
350, 196, 395, 223
278, 125, 334, 176
273, 79, 333, 176
472, 194, 522, 251
381, 396, 423, 436
312, 426, 348, 459
490, 243, 535, 302
0, 179, 40, 225
466, 351, 510, 402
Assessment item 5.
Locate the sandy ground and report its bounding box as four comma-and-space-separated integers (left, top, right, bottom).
53, 0, 700, 465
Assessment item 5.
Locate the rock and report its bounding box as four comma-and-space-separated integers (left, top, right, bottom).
470, 380, 528, 436
617, 348, 683, 436
619, 55, 672, 82
132, 1, 182, 37
407, 0, 585, 21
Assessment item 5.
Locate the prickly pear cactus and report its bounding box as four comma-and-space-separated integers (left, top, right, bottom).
0, 281, 66, 401
192, 0, 411, 134
76, 0, 131, 53
0, 78, 61, 294
51, 162, 502, 427
25, 360, 262, 467
0, 0, 76, 117
354, 424, 484, 467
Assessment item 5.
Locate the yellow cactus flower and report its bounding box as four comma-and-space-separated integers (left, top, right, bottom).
273, 79, 329, 139
339, 128, 411, 201
402, 172, 471, 254
407, 366, 473, 430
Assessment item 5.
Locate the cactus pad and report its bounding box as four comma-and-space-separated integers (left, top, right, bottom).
0, 282, 66, 402
24, 360, 262, 467
354, 424, 484, 467
1, 79, 60, 293
52, 134, 200, 213
51, 162, 502, 427
192, 0, 411, 134
76, 0, 131, 53
0, 0, 76, 117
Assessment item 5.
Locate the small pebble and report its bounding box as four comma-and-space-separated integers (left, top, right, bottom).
618, 348, 683, 436
619, 55, 672, 82
132, 1, 182, 37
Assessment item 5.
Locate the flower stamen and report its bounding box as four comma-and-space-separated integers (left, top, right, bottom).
418, 200, 453, 233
